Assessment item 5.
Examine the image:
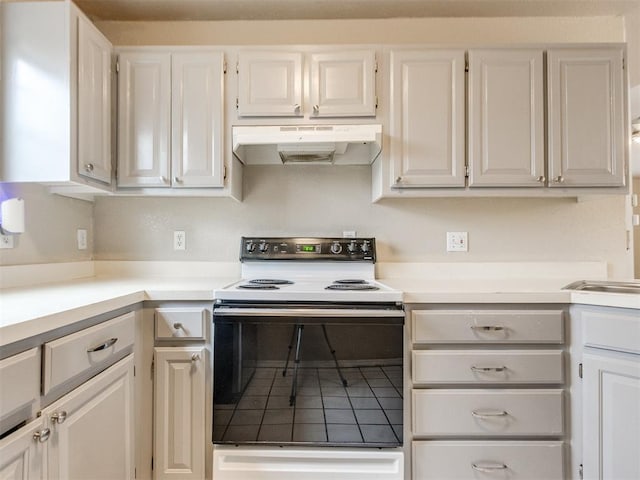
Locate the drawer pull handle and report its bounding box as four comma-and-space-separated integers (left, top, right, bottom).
471, 365, 507, 373
33, 428, 51, 443
87, 337, 118, 353
191, 353, 200, 362
471, 463, 508, 473
471, 410, 508, 418
470, 325, 505, 332
173, 322, 183, 330
51, 411, 67, 424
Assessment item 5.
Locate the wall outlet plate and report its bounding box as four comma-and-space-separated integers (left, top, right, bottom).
77, 229, 87, 250
174, 231, 186, 251
447, 232, 468, 252
0, 234, 14, 249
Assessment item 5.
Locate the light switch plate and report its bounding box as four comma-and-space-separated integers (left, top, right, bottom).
447, 232, 468, 252
174, 231, 186, 251
77, 229, 87, 250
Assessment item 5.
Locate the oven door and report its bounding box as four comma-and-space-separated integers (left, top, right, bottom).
212, 302, 404, 447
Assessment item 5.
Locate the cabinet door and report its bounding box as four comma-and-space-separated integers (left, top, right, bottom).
548, 47, 626, 187
171, 52, 224, 187
118, 52, 171, 187
77, 16, 112, 185
43, 355, 134, 480
237, 51, 303, 117
468, 49, 544, 187
390, 50, 466, 187
583, 350, 640, 480
309, 50, 376, 117
154, 347, 205, 480
0, 418, 45, 480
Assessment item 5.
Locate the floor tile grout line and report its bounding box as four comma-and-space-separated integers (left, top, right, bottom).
255, 367, 278, 442
379, 365, 403, 444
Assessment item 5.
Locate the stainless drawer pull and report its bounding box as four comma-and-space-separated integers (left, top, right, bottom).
87, 337, 118, 353
51, 411, 67, 424
471, 365, 507, 373
470, 325, 505, 331
471, 463, 508, 473
471, 410, 508, 418
33, 428, 51, 443
173, 322, 183, 330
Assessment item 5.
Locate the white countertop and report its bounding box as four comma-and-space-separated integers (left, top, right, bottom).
0, 261, 637, 348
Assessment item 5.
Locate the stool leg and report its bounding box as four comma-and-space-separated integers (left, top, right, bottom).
282, 325, 298, 377
322, 324, 348, 387
289, 325, 304, 406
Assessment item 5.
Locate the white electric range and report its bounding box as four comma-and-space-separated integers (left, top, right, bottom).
212, 237, 404, 480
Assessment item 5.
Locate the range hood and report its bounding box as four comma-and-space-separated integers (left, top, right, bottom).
232, 125, 382, 165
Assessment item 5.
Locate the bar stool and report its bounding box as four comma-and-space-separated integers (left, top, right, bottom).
282, 324, 348, 406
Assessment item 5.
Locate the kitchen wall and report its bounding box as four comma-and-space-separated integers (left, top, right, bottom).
0, 183, 93, 265
2, 14, 638, 279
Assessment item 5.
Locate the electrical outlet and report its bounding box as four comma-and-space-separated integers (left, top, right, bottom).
77, 229, 87, 250
446, 232, 468, 252
343, 231, 357, 238
0, 235, 14, 249
174, 231, 186, 251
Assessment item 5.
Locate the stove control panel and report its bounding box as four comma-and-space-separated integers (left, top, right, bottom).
240, 237, 376, 262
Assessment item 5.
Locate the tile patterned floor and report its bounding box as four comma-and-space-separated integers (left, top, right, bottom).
214, 365, 403, 446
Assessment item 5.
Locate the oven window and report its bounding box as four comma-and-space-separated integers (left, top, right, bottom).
213, 318, 403, 447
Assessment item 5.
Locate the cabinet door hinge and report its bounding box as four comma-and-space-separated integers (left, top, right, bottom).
622, 57, 625, 70
375, 96, 378, 109
223, 61, 227, 74
578, 362, 583, 379
465, 60, 469, 73
115, 61, 120, 74
465, 165, 470, 177
151, 355, 155, 377
579, 463, 583, 479
223, 165, 227, 180
151, 457, 154, 471
133, 365, 136, 377
134, 468, 137, 478
236, 62, 239, 74
374, 57, 378, 74
236, 97, 239, 110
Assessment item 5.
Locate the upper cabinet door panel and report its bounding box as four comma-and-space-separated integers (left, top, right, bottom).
548, 47, 626, 187
171, 52, 224, 188
117, 52, 171, 187
77, 16, 112, 185
468, 49, 544, 187
237, 51, 303, 117
390, 50, 466, 187
309, 50, 376, 117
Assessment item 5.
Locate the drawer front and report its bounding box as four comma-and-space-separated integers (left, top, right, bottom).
43, 311, 135, 394
413, 389, 563, 436
412, 350, 564, 385
412, 309, 564, 344
413, 440, 564, 479
582, 309, 640, 355
0, 348, 39, 419
155, 308, 207, 341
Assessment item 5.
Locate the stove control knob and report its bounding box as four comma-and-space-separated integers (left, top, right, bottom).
258, 242, 269, 253
361, 241, 370, 253
245, 241, 256, 253
347, 241, 357, 253
330, 242, 342, 254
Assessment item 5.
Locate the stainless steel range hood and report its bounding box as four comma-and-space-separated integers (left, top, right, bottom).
232, 125, 382, 165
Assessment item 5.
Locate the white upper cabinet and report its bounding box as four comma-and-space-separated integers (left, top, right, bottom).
468, 49, 545, 187
236, 49, 377, 118
237, 51, 303, 117
118, 52, 172, 187
171, 52, 225, 187
117, 50, 225, 188
77, 15, 112, 185
0, 1, 113, 194
547, 47, 626, 187
390, 49, 466, 187
309, 50, 377, 117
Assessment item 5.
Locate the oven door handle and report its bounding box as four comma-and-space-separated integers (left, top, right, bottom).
213, 307, 405, 318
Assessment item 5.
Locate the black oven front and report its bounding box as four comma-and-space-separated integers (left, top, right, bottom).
212, 301, 404, 447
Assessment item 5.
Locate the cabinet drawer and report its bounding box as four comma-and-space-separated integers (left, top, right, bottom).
412, 389, 563, 436
413, 440, 564, 479
412, 309, 564, 344
155, 308, 207, 341
0, 348, 39, 419
412, 350, 564, 385
582, 309, 640, 355
43, 311, 135, 394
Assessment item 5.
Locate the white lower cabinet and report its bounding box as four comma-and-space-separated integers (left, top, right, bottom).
153, 346, 206, 480
409, 306, 566, 479
42, 354, 134, 480
0, 418, 46, 480
413, 441, 564, 479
